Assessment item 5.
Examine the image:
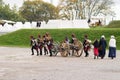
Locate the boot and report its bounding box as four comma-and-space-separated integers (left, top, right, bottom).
31, 50, 34, 55
36, 50, 39, 56
49, 50, 52, 57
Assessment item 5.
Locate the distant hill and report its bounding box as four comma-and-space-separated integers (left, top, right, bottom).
107, 20, 120, 28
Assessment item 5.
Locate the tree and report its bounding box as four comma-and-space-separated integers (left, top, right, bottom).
0, 0, 4, 6
58, 0, 114, 20
0, 4, 26, 21
19, 0, 59, 23
86, 0, 114, 19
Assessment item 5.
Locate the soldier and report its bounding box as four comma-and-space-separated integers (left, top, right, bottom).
37, 35, 43, 55
47, 39, 54, 56
83, 35, 91, 57
45, 32, 53, 56
30, 36, 39, 56
70, 33, 77, 44
70, 33, 77, 56
43, 35, 48, 55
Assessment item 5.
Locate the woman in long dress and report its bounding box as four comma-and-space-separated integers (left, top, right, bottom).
99, 35, 107, 59
108, 35, 116, 59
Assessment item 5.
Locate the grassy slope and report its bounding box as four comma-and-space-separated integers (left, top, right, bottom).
107, 20, 120, 28
0, 28, 120, 49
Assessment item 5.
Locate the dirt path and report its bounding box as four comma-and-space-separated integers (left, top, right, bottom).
0, 47, 120, 80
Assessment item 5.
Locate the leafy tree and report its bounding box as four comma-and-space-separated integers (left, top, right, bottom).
58, 0, 115, 20
0, 0, 4, 6
19, 0, 59, 23
0, 4, 26, 21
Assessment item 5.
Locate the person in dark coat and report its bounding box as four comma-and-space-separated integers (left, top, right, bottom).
36, 21, 41, 27
99, 35, 107, 59
108, 35, 116, 59
93, 39, 99, 59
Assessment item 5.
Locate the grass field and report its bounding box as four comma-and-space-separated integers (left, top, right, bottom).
107, 20, 120, 28
0, 28, 120, 49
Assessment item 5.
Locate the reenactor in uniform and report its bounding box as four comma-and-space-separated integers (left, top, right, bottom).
43, 35, 48, 55
45, 32, 53, 56
30, 36, 39, 56
47, 39, 54, 56
70, 33, 77, 55
37, 35, 44, 55
83, 35, 91, 57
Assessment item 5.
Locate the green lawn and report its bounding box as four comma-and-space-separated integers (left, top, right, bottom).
107, 20, 120, 28
0, 28, 120, 49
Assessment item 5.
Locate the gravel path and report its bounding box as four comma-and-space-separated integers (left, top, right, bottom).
0, 47, 120, 80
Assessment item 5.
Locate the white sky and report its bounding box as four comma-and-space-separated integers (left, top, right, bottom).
3, 0, 120, 20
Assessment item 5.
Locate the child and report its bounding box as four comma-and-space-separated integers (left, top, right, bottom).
93, 39, 99, 59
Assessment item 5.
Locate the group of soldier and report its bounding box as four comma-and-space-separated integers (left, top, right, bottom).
30, 32, 53, 56
30, 33, 82, 57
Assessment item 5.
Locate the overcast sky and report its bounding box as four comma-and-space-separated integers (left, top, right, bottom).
3, 0, 120, 20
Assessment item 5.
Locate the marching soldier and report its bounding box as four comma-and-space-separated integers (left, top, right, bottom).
37, 35, 44, 55
45, 32, 53, 56
43, 35, 48, 55
30, 36, 39, 56
83, 35, 91, 57
71, 33, 77, 44
47, 39, 54, 56
70, 33, 77, 55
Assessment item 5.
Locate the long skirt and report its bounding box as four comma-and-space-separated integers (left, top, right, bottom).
108, 47, 116, 58
99, 48, 106, 58
94, 48, 99, 56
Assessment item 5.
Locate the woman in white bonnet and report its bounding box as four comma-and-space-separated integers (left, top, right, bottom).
101, 35, 105, 39
108, 35, 116, 59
